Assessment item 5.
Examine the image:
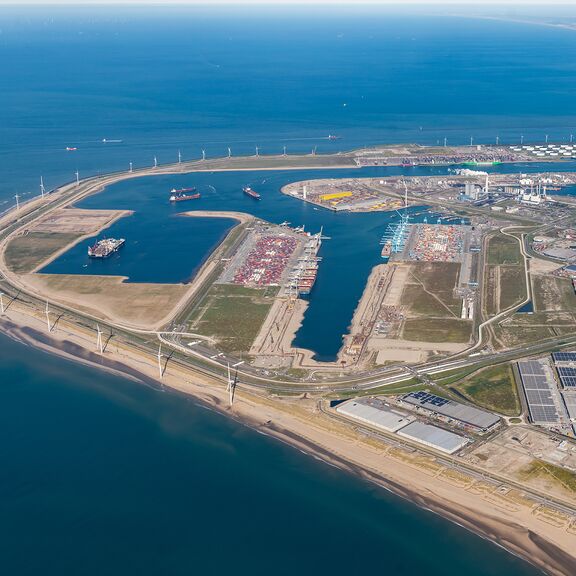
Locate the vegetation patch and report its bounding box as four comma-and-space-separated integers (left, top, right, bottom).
520, 460, 576, 494
499, 266, 526, 310
5, 232, 80, 274
452, 364, 521, 416
190, 284, 279, 353
402, 318, 471, 343
533, 275, 575, 312
402, 262, 462, 317
487, 234, 521, 265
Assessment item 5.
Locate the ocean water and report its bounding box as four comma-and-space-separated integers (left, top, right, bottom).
0, 333, 541, 576
1, 5, 575, 573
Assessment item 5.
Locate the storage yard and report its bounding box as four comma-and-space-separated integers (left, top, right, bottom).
218, 224, 322, 298
399, 223, 470, 263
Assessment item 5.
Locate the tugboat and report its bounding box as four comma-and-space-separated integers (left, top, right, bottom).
243, 186, 261, 200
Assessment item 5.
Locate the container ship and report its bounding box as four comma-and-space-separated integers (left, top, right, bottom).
381, 240, 392, 259
169, 187, 200, 202
462, 161, 501, 167
243, 186, 261, 200
88, 238, 125, 259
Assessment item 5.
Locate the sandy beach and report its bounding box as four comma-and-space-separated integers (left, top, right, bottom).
0, 298, 574, 576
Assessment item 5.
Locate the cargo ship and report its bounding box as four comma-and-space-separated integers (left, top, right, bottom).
462, 161, 501, 167
88, 238, 125, 259
243, 186, 261, 200
381, 240, 392, 259
169, 187, 200, 202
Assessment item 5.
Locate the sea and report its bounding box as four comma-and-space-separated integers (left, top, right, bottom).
2, 5, 576, 574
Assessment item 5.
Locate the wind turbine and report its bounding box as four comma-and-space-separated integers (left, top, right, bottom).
255, 146, 259, 157
154, 156, 158, 168
129, 162, 133, 173
226, 362, 236, 406
14, 194, 19, 211
228, 147, 232, 158
283, 145, 287, 156
45, 301, 51, 332
40, 176, 45, 199
202, 149, 206, 161
96, 324, 103, 354
75, 170, 80, 186
157, 343, 164, 380
178, 150, 182, 164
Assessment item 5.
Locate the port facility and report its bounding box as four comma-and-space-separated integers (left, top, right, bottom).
400, 391, 500, 432
397, 422, 469, 455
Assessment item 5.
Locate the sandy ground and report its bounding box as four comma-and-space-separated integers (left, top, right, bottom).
0, 301, 575, 576
22, 274, 189, 329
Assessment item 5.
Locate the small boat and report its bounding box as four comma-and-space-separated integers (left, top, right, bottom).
66, 147, 77, 151
102, 139, 123, 144
327, 134, 341, 140
243, 186, 261, 200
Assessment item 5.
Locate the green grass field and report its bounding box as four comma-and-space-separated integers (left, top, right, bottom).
452, 364, 521, 416
4, 232, 80, 274
521, 460, 576, 494
402, 262, 462, 316
533, 275, 575, 312
402, 318, 472, 343
190, 284, 279, 353
499, 266, 527, 310
487, 234, 522, 265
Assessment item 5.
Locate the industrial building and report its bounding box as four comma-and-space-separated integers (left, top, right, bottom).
552, 351, 576, 388
517, 360, 568, 427
335, 397, 469, 454
400, 391, 500, 432
336, 398, 414, 433
397, 421, 469, 454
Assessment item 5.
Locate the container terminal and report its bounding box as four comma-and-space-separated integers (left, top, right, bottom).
217, 223, 322, 298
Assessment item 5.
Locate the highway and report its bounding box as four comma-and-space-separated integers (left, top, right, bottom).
2, 159, 576, 398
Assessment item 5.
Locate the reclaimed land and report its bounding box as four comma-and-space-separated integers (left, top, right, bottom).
402, 317, 472, 343
451, 364, 521, 416
499, 266, 527, 310
402, 262, 463, 316
188, 284, 280, 353
487, 234, 522, 265
22, 274, 188, 329
1, 312, 574, 576
5, 232, 81, 274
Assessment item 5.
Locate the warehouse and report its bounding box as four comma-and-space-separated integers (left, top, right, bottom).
397, 421, 469, 454
336, 398, 414, 433
400, 391, 500, 431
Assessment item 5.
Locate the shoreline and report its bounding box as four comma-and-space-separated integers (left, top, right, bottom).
0, 306, 574, 576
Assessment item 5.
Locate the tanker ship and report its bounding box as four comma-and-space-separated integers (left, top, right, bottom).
169, 187, 200, 202
88, 238, 125, 259
243, 186, 261, 200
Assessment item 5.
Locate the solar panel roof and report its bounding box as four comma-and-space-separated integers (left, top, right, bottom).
552, 352, 576, 363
